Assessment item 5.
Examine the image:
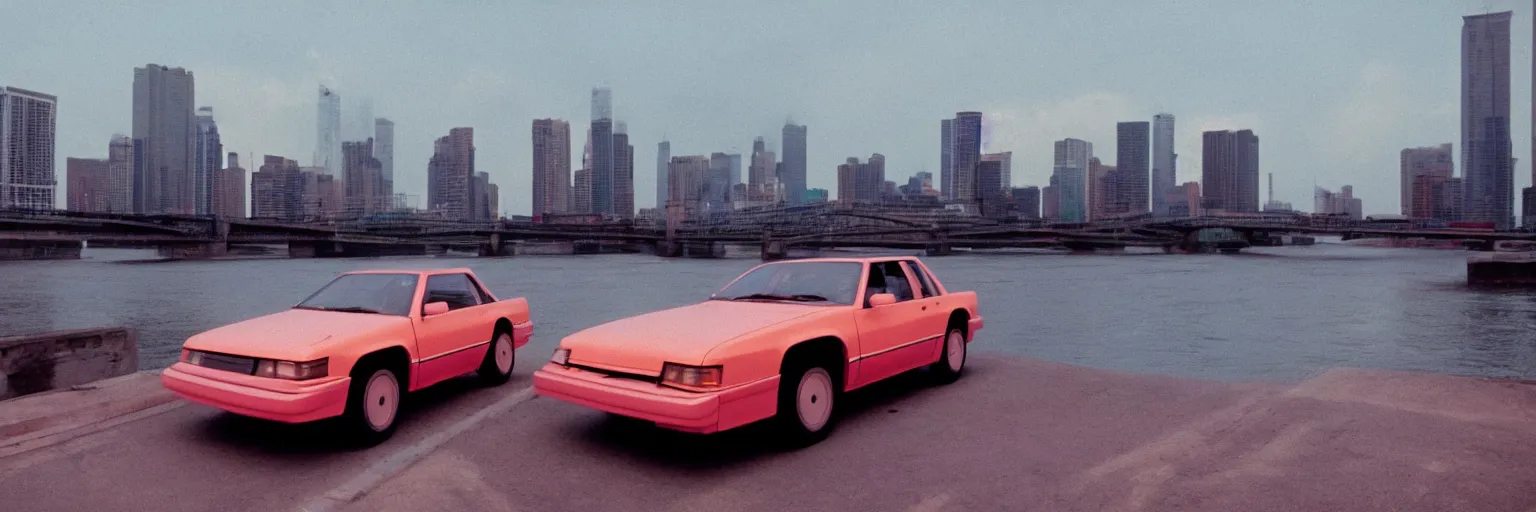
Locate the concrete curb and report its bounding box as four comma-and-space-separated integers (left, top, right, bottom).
0, 370, 182, 458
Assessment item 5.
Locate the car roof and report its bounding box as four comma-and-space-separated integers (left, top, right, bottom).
341, 268, 474, 276
765, 256, 919, 264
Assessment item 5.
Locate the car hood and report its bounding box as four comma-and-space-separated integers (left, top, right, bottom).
183, 308, 411, 361
562, 300, 828, 374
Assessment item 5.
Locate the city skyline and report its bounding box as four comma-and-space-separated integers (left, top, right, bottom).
4, 1, 1535, 217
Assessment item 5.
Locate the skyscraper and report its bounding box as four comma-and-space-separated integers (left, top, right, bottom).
213, 152, 245, 219
749, 137, 778, 202
1013, 186, 1041, 220
656, 140, 671, 208
982, 152, 1012, 197
1462, 11, 1515, 229
374, 118, 394, 198
952, 112, 983, 203
427, 127, 474, 220
342, 138, 384, 216
106, 135, 133, 213
0, 86, 57, 211
251, 155, 302, 221
66, 158, 110, 212
781, 121, 807, 204
1201, 129, 1260, 213
1401, 144, 1454, 216
977, 159, 1004, 217
532, 118, 571, 216
193, 107, 221, 215
314, 85, 342, 176
1052, 138, 1092, 223
131, 65, 194, 214
1115, 121, 1150, 215
667, 155, 710, 217
1151, 114, 1177, 216
940, 118, 954, 201
589, 87, 615, 215
573, 168, 592, 214
613, 126, 634, 218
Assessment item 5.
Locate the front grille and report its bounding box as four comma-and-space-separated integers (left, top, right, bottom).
568, 363, 660, 383
196, 351, 257, 375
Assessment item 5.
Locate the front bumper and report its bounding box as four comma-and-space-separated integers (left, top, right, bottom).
160, 362, 351, 423
532, 363, 779, 434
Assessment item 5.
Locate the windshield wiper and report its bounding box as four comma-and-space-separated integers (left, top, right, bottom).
295, 305, 383, 314
725, 293, 830, 303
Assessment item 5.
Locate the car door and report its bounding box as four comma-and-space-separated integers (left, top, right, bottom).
413, 273, 497, 389
903, 260, 951, 364
851, 261, 935, 386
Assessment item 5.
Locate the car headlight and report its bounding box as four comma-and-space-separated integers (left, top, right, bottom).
660, 362, 723, 389
550, 348, 571, 366
253, 358, 329, 380
184, 350, 203, 366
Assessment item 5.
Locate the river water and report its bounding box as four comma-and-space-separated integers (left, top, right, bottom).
2, 242, 1533, 382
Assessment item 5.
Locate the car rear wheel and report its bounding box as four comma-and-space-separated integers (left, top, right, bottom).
343, 366, 401, 447
478, 330, 515, 385
929, 326, 966, 384
775, 362, 839, 447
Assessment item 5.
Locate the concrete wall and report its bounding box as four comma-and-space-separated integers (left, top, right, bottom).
0, 327, 139, 401
0, 240, 83, 261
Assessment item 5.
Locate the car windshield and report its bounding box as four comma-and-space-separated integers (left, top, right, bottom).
712, 262, 861, 305
295, 273, 418, 316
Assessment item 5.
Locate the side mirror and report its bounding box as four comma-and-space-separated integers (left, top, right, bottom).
867, 293, 896, 307
423, 301, 449, 316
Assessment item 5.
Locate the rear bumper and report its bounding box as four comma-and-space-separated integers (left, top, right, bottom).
969, 315, 984, 341
532, 363, 779, 434
512, 321, 533, 348
160, 363, 350, 423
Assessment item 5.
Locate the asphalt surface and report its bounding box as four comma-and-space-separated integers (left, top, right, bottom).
3, 354, 1536, 511
0, 354, 547, 512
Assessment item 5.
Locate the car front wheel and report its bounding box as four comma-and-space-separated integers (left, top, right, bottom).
774, 362, 839, 447
343, 366, 401, 446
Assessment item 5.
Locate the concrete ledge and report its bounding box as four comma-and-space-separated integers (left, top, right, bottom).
0, 371, 179, 458
0, 327, 139, 400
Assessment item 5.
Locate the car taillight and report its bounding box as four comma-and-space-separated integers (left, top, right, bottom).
660, 362, 723, 389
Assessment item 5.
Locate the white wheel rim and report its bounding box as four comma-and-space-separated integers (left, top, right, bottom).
364, 370, 399, 432
946, 331, 965, 372
796, 368, 834, 432
494, 334, 514, 374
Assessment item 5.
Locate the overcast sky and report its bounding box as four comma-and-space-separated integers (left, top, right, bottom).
4, 0, 1533, 216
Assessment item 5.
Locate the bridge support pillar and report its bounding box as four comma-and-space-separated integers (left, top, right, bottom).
658, 240, 684, 257
479, 234, 504, 257
1061, 241, 1097, 252
761, 235, 787, 261
157, 241, 227, 260
684, 241, 722, 258
0, 240, 82, 261
925, 232, 951, 256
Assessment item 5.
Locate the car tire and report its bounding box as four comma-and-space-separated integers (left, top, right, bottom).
774, 360, 839, 448
929, 325, 967, 384
343, 365, 402, 447
477, 329, 515, 385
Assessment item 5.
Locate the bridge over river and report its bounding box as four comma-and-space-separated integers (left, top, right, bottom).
1, 207, 1532, 261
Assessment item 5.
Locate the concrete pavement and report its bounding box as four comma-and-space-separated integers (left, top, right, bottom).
2, 354, 1535, 511
344, 356, 1536, 512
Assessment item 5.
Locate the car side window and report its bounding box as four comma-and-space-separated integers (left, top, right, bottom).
424, 274, 482, 312
907, 262, 939, 298
877, 261, 915, 303
469, 276, 496, 304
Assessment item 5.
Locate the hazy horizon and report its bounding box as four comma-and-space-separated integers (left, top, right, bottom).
4, 0, 1533, 216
